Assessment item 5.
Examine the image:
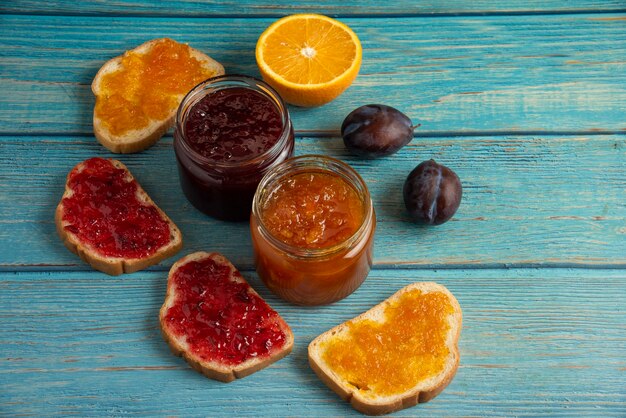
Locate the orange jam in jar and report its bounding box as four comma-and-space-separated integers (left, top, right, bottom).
320, 289, 454, 397
251, 155, 375, 305
94, 38, 221, 136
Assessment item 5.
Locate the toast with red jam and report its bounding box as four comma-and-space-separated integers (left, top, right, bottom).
55, 157, 182, 275
159, 252, 294, 382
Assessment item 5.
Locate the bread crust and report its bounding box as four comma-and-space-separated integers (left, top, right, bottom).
308, 282, 462, 415
91, 38, 225, 154
159, 252, 294, 383
55, 158, 183, 276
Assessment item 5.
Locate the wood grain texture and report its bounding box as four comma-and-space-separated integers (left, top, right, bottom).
1, 269, 625, 416
2, 0, 626, 16
1, 4, 625, 417
1, 14, 626, 135
0, 135, 624, 269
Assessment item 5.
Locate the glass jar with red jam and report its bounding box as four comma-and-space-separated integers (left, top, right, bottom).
251, 155, 376, 305
174, 75, 294, 221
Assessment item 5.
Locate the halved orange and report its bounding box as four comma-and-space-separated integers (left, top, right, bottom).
256, 14, 362, 107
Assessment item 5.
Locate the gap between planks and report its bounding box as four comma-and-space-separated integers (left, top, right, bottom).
1, 9, 626, 19
3, 263, 626, 274
2, 130, 626, 140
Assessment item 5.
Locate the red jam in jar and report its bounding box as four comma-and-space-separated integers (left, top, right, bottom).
251, 155, 376, 305
161, 255, 288, 364
184, 87, 283, 162
174, 75, 294, 221
60, 157, 171, 259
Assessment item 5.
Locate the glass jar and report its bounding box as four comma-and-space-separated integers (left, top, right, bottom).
251, 155, 376, 305
174, 75, 295, 221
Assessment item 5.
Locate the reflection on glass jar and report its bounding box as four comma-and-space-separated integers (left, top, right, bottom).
174, 75, 294, 221
251, 155, 376, 305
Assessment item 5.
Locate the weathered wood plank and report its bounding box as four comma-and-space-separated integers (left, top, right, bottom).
1, 135, 624, 269
1, 14, 625, 135
2, 0, 625, 16
1, 269, 625, 416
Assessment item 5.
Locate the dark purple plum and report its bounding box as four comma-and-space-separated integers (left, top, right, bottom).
341, 104, 417, 158
403, 160, 462, 225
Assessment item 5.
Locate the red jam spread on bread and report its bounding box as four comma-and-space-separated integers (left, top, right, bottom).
61, 158, 171, 259
95, 38, 217, 136
163, 257, 287, 364
183, 87, 283, 163
260, 172, 364, 249
320, 290, 453, 397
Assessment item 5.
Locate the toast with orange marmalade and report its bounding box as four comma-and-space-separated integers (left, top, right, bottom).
92, 38, 224, 153
308, 282, 462, 415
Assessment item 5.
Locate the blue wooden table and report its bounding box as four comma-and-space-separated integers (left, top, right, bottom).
1, 1, 625, 416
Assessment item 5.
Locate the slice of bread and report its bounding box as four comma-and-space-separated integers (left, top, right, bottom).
160, 252, 294, 382
92, 38, 225, 153
55, 157, 182, 275
308, 282, 462, 415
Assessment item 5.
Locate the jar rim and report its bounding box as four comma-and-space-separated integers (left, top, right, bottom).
175, 74, 292, 169
252, 155, 374, 259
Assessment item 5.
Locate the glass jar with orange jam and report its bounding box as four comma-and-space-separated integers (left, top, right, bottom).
251, 155, 376, 305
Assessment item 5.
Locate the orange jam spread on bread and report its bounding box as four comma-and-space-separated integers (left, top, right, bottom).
260, 172, 364, 249
95, 38, 217, 136
320, 290, 453, 397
